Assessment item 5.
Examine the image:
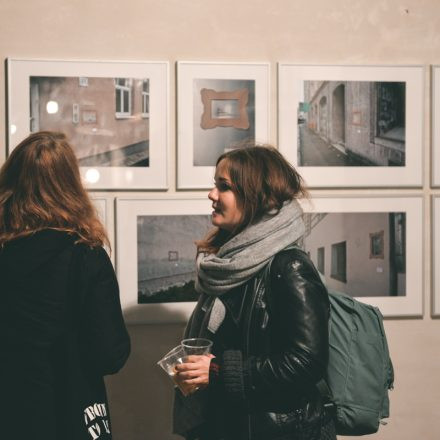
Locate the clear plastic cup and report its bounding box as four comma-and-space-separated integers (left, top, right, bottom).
181, 338, 213, 356
157, 345, 193, 396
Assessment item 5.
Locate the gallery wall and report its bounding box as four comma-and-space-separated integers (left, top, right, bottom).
1, 1, 440, 439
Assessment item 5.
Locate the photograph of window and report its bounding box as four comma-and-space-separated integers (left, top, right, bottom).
298, 81, 405, 167
279, 64, 423, 187
30, 76, 149, 167
7, 59, 169, 189
299, 196, 422, 317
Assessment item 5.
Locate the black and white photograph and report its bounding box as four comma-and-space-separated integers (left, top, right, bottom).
7, 59, 169, 189
177, 62, 270, 189
116, 197, 212, 323
30, 76, 150, 167
298, 80, 405, 167
300, 196, 422, 317
278, 64, 423, 187
137, 214, 212, 303
301, 211, 406, 297
193, 79, 255, 166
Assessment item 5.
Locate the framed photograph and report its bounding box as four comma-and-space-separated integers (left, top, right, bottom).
432, 66, 440, 187
7, 58, 169, 189
278, 64, 424, 187
177, 61, 270, 189
299, 195, 423, 317
432, 196, 440, 316
116, 197, 212, 324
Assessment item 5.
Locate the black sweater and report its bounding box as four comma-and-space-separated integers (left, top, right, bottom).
0, 230, 130, 440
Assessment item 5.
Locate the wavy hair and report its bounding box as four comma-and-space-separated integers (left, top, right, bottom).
197, 144, 308, 254
0, 131, 109, 248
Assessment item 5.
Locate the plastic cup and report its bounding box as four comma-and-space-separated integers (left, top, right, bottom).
181, 338, 213, 356
157, 345, 194, 396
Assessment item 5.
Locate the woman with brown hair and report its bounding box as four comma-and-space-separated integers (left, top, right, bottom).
0, 131, 130, 440
173, 145, 335, 440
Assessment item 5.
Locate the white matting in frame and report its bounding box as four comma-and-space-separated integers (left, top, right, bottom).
177, 61, 270, 189
299, 195, 423, 317
116, 197, 212, 324
432, 196, 440, 316
7, 58, 169, 190
278, 64, 424, 188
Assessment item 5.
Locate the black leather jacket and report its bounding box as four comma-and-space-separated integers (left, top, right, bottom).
182, 248, 331, 440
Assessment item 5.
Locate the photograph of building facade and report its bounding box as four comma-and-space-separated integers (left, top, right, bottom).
193, 78, 255, 166
302, 212, 406, 297
137, 214, 212, 303
298, 80, 405, 166
30, 76, 150, 167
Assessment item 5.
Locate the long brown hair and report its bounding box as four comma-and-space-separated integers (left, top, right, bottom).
197, 144, 308, 254
0, 131, 109, 247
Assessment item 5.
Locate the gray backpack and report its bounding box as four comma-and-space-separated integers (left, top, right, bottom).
316, 288, 394, 435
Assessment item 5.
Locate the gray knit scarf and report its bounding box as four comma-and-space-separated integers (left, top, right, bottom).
195, 199, 305, 333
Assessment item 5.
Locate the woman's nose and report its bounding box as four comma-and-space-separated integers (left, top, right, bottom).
208, 187, 218, 201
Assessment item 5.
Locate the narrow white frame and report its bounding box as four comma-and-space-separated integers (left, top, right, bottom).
278, 64, 424, 188
432, 66, 440, 187
7, 58, 169, 190
116, 196, 211, 324
90, 195, 114, 265
432, 196, 440, 316
300, 195, 423, 317
177, 61, 270, 189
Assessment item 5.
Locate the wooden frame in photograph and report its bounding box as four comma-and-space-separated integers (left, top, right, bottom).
116, 196, 212, 324
278, 64, 424, 188
299, 195, 423, 317
432, 196, 440, 316
177, 61, 270, 189
7, 58, 169, 190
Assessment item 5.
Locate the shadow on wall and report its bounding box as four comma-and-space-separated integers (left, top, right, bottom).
106, 305, 191, 440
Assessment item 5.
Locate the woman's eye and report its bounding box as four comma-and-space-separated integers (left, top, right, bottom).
217, 182, 230, 192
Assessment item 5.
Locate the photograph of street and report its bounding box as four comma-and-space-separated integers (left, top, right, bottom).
30, 76, 150, 167
301, 211, 406, 297
137, 214, 212, 303
298, 80, 406, 166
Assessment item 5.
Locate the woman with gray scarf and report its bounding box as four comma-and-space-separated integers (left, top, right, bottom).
173, 146, 336, 440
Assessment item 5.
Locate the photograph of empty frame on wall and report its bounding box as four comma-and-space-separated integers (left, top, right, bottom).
299, 195, 423, 317
116, 197, 212, 324
278, 64, 424, 187
177, 61, 270, 189
7, 58, 169, 189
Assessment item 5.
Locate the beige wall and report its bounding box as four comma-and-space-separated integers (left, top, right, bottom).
1, 1, 440, 439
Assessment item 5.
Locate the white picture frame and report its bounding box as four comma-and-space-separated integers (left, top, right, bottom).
7, 58, 169, 190
90, 195, 114, 264
432, 196, 440, 316
299, 195, 423, 317
116, 196, 212, 324
432, 66, 440, 187
177, 61, 270, 189
278, 64, 424, 188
